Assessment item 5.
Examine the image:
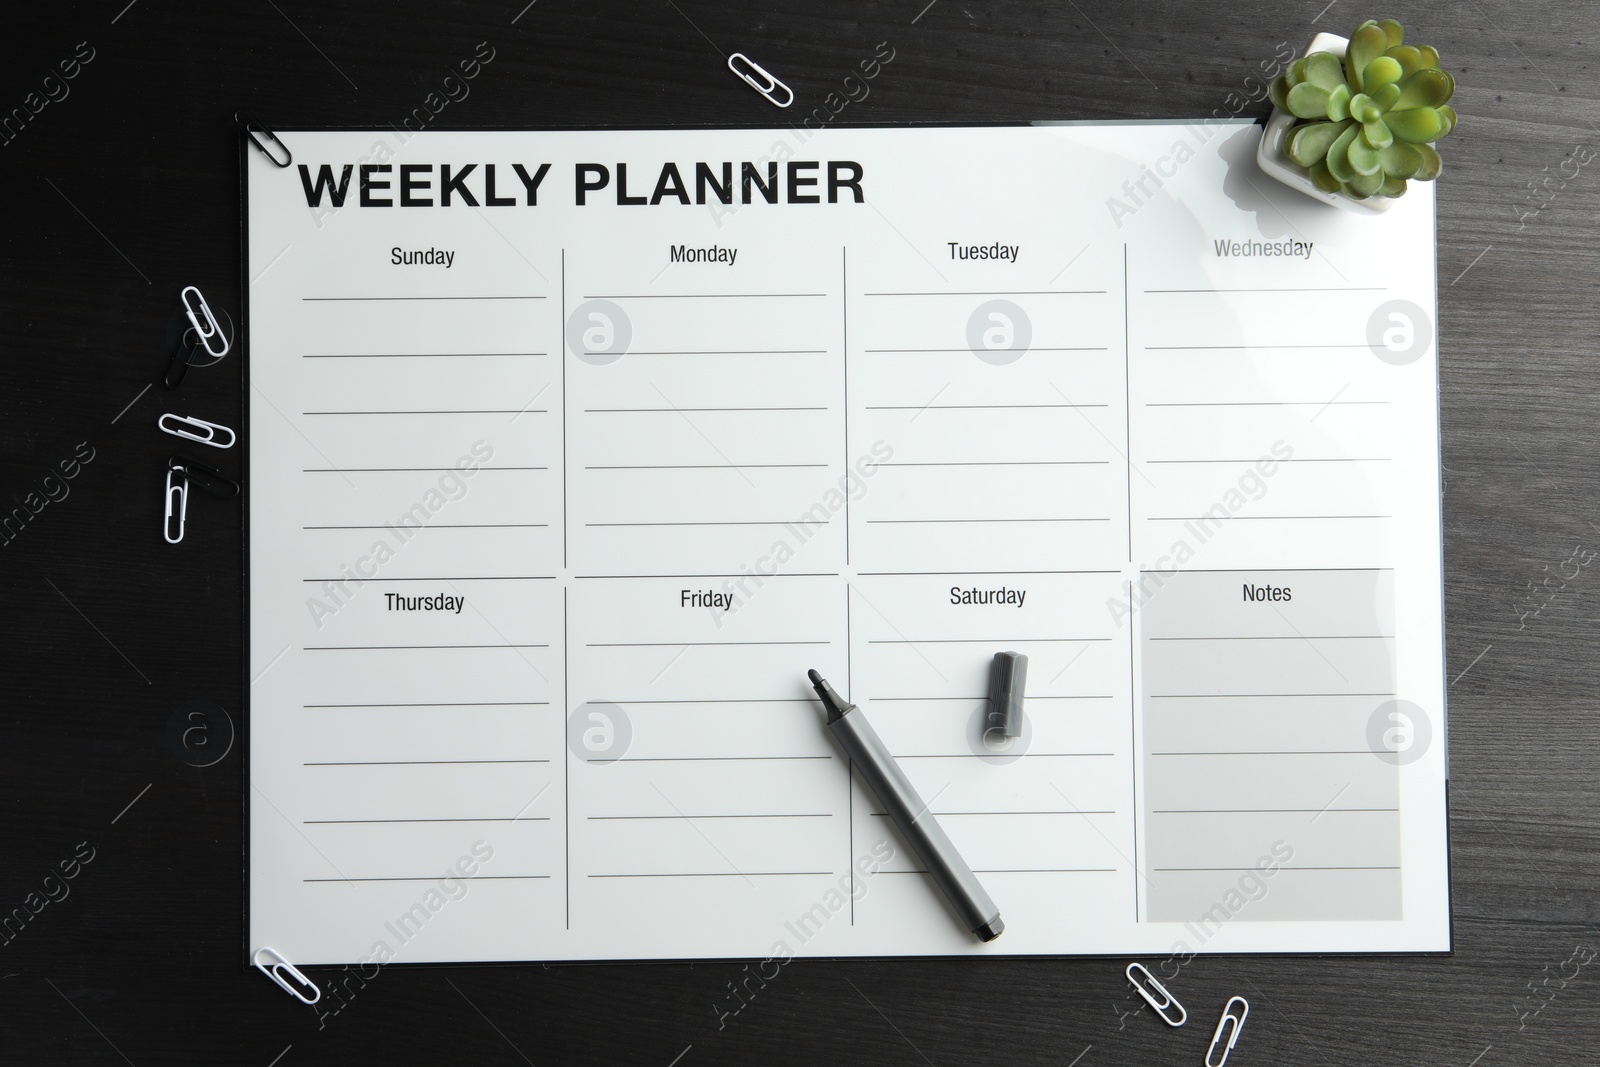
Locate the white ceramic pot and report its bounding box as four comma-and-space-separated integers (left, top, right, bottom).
1256, 32, 1394, 214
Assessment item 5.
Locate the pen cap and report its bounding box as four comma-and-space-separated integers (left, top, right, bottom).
987, 651, 1028, 738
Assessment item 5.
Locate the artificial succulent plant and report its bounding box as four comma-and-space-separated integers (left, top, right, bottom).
1268, 19, 1458, 200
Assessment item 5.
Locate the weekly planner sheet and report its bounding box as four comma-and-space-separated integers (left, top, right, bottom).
246, 124, 1450, 964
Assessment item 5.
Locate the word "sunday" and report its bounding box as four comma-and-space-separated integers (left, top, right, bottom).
298, 161, 866, 208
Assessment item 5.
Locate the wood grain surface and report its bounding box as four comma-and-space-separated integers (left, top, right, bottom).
1, 1, 1596, 1064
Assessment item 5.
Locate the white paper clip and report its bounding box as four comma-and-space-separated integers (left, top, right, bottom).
1125, 962, 1187, 1027
727, 53, 794, 108
180, 285, 231, 361
253, 947, 320, 1004
159, 413, 236, 449
163, 465, 188, 544
1205, 997, 1249, 1066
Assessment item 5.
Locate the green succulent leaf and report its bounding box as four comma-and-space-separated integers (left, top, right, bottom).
1364, 56, 1405, 92
1347, 169, 1385, 197
1362, 119, 1394, 150
1268, 75, 1292, 112
1325, 124, 1362, 184
1326, 83, 1352, 121
1347, 24, 1390, 91
1386, 45, 1424, 77
1287, 82, 1333, 119
1347, 134, 1383, 175
1379, 141, 1423, 179
1437, 104, 1458, 138
1378, 19, 1405, 47
1380, 175, 1409, 197
1395, 68, 1454, 110
1310, 160, 1343, 193
1419, 45, 1440, 68
1303, 51, 1346, 90
1371, 83, 1402, 112
1413, 142, 1443, 181
1286, 58, 1306, 88
1387, 106, 1444, 143
1288, 120, 1353, 166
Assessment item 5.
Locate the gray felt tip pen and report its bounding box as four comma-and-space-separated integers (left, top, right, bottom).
808, 669, 1004, 942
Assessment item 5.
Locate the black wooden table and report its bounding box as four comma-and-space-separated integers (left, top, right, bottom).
2, 2, 1596, 1064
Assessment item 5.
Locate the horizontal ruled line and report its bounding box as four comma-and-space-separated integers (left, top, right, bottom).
869, 810, 1115, 817
587, 521, 822, 527
864, 290, 1106, 296
1155, 866, 1400, 872
1143, 344, 1369, 351
592, 819, 838, 825
303, 467, 545, 473
306, 875, 549, 882
583, 292, 826, 299
302, 825, 553, 831
304, 759, 550, 766
1150, 692, 1395, 699
1146, 515, 1392, 521
302, 358, 547, 363
303, 409, 544, 416
1151, 750, 1382, 756
865, 346, 1106, 353
865, 403, 1108, 410
303, 524, 549, 530
589, 871, 831, 878
305, 701, 550, 709
882, 867, 1118, 874
870, 694, 1112, 701
587, 640, 829, 648
1147, 457, 1390, 464
1142, 566, 1392, 573
586, 463, 828, 470
867, 517, 1107, 524
1144, 287, 1387, 294
304, 643, 548, 651
583, 349, 825, 356
1153, 808, 1399, 814
300, 576, 556, 583
879, 460, 1108, 467
896, 752, 1115, 759
1148, 634, 1394, 641
856, 569, 1118, 576
594, 755, 832, 763
586, 406, 826, 413
609, 698, 814, 705
303, 295, 546, 301
573, 573, 837, 580
1144, 400, 1389, 408
869, 638, 1109, 645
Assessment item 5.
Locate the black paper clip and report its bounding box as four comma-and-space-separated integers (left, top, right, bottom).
235, 109, 292, 168
164, 455, 240, 543
169, 454, 241, 499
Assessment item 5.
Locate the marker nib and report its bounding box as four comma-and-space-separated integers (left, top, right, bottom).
807, 669, 851, 722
